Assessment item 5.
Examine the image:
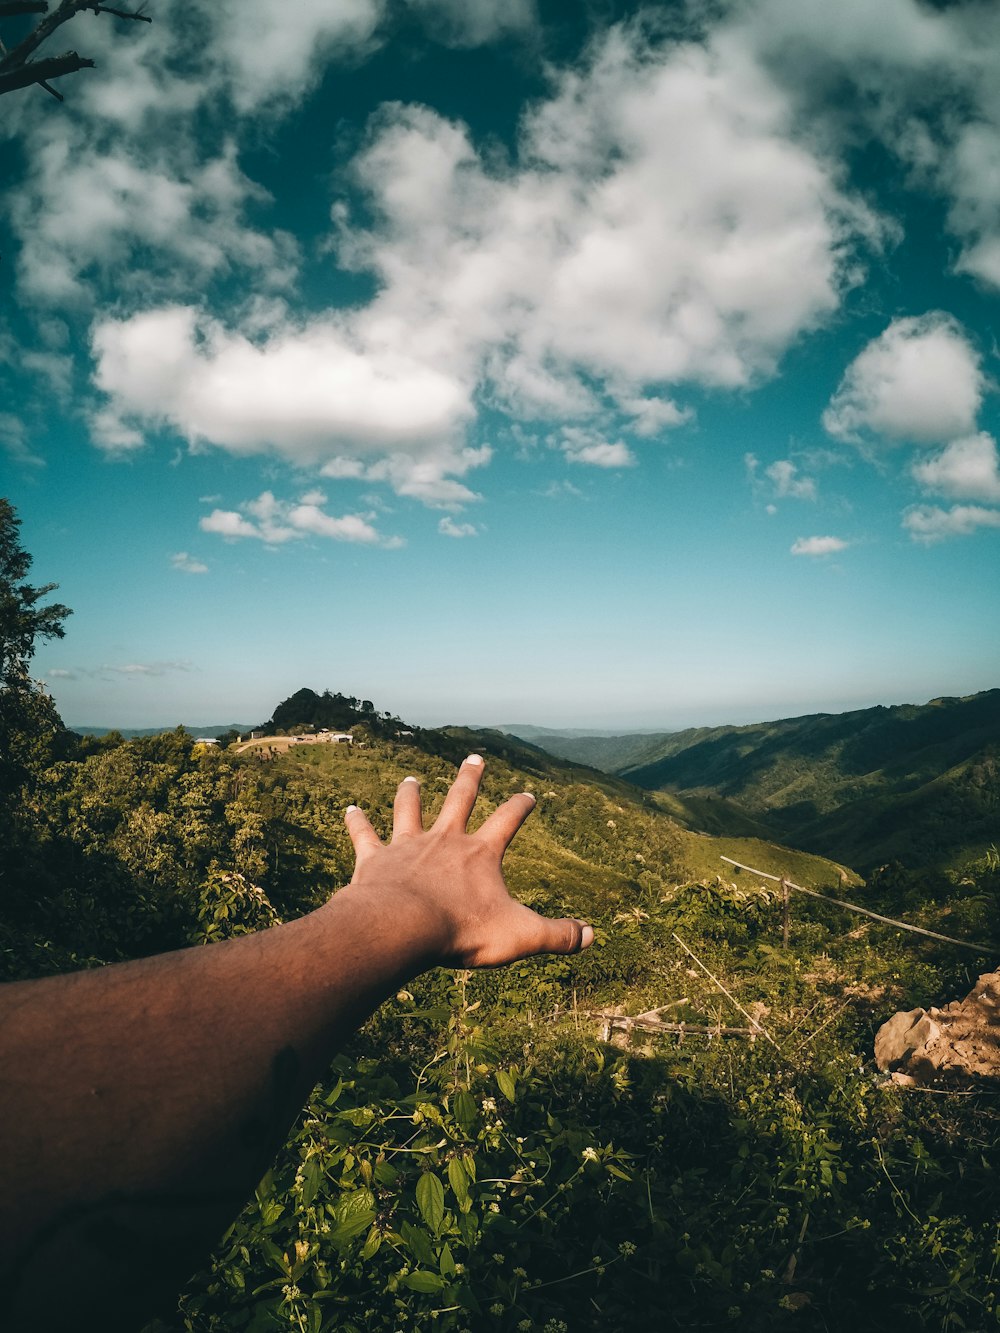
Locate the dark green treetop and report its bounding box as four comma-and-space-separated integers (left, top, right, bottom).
0, 497, 71, 686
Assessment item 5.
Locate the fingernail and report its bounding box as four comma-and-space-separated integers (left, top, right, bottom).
523, 791, 536, 803
402, 775, 419, 784
345, 804, 358, 814
581, 924, 595, 948
465, 753, 484, 767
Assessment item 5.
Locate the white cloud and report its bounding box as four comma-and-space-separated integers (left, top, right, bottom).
765, 458, 816, 500
404, 0, 536, 48
557, 427, 635, 468
616, 394, 692, 437
11, 133, 296, 306
902, 503, 1000, 544
0, 413, 45, 468
823, 313, 984, 446
81, 19, 878, 501
208, 0, 383, 112
911, 432, 1000, 503
722, 0, 1000, 289
47, 668, 76, 680
171, 552, 209, 575
199, 491, 400, 547
109, 661, 193, 676
438, 516, 479, 538
91, 306, 474, 462
339, 28, 866, 413
790, 535, 849, 556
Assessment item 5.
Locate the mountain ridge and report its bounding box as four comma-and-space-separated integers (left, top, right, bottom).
505, 689, 1000, 872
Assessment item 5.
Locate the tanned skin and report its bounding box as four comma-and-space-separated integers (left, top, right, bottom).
0, 755, 593, 1331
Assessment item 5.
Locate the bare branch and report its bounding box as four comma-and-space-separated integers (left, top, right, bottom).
0, 0, 84, 74
89, 5, 150, 20
0, 0, 149, 78
0, 47, 92, 94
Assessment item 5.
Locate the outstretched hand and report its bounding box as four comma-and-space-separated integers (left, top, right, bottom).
343, 754, 594, 968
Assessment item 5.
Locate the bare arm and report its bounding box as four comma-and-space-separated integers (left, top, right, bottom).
0, 755, 592, 1331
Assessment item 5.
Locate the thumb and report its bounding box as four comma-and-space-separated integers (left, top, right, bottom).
512, 907, 595, 960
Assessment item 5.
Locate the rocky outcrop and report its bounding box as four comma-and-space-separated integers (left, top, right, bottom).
875, 971, 1000, 1086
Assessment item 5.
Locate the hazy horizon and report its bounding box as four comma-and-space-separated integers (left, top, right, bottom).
60, 679, 999, 738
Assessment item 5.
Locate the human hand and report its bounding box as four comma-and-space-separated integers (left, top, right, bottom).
343, 754, 594, 968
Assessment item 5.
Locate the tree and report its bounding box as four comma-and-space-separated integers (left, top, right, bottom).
0, 497, 71, 802
0, 498, 71, 686
0, 0, 151, 103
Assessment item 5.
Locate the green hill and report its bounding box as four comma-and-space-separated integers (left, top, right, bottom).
516, 690, 1000, 872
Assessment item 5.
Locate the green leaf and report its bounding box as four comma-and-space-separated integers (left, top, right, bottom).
453, 1089, 478, 1132
330, 1208, 376, 1245
439, 1242, 457, 1277
400, 1220, 436, 1269
496, 1069, 517, 1102
605, 1163, 634, 1182
300, 1157, 324, 1206
260, 1199, 285, 1226
374, 1158, 399, 1187
448, 1155, 470, 1208
401, 1270, 446, 1294
416, 1170, 446, 1234
457, 1208, 479, 1249
261, 1239, 290, 1275
360, 1225, 383, 1260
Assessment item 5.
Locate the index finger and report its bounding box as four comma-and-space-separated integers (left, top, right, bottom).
432, 754, 485, 832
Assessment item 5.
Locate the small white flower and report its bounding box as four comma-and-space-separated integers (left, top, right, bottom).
582, 1147, 600, 1163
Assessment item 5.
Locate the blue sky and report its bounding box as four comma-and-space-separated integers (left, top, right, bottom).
2, 0, 999, 730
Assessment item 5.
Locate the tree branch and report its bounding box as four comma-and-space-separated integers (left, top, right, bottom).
89, 5, 150, 21
0, 0, 149, 80
0, 47, 92, 93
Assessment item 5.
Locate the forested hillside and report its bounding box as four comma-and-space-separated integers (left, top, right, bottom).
511, 691, 1000, 871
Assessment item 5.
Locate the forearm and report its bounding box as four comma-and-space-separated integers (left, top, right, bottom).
0, 759, 591, 1331
0, 884, 442, 1330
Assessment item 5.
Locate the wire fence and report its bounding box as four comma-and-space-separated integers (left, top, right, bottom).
719, 855, 996, 956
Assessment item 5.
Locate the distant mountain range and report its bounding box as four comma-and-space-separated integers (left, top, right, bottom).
67, 723, 252, 739
501, 690, 1000, 872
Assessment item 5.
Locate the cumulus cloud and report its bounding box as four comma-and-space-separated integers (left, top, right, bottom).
722, 0, 1000, 289
11, 132, 297, 307
790, 535, 849, 556
339, 28, 866, 408
911, 432, 1000, 503
82, 18, 878, 502
171, 552, 209, 574
199, 491, 401, 547
91, 306, 474, 462
823, 313, 984, 446
902, 503, 1000, 544
438, 516, 479, 538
